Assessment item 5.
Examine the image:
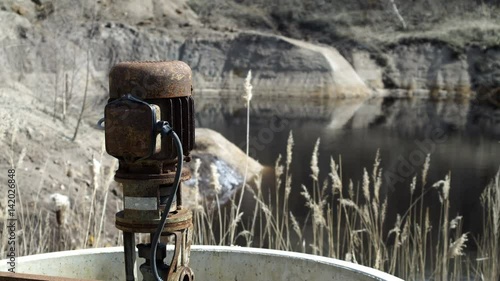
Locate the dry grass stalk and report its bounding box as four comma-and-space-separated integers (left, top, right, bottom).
209, 163, 222, 194
230, 70, 253, 245
83, 144, 105, 248
476, 170, 500, 281
449, 233, 468, 257
95, 158, 117, 247
286, 132, 294, 167
362, 168, 370, 203
422, 154, 431, 187
329, 157, 342, 194
310, 139, 320, 181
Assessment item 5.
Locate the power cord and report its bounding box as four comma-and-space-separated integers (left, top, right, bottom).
151, 121, 183, 281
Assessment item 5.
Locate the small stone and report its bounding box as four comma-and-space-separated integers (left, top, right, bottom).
11, 4, 28, 16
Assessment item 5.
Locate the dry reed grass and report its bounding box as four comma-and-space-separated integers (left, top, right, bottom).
189, 138, 499, 280
1, 128, 498, 281
0, 134, 119, 257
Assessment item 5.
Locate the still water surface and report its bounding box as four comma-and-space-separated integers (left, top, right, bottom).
195, 97, 499, 236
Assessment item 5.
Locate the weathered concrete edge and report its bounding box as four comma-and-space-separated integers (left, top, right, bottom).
0, 246, 403, 281
194, 246, 404, 281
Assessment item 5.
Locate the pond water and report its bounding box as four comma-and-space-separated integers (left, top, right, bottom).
195, 96, 500, 237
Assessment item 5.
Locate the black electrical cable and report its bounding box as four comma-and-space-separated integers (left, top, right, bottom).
151, 123, 183, 281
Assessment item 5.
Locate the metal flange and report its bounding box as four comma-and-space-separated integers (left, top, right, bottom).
116, 207, 193, 233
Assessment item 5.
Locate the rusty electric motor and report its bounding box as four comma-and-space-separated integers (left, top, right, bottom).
102, 61, 195, 281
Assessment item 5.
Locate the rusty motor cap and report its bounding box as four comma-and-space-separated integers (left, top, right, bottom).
109, 60, 192, 99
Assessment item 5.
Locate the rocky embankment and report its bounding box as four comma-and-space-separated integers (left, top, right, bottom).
0, 11, 369, 100
350, 42, 500, 100
1, 0, 499, 103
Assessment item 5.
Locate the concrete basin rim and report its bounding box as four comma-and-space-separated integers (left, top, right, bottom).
3, 246, 402, 281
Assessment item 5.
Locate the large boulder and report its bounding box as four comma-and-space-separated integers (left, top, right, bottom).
183, 128, 263, 206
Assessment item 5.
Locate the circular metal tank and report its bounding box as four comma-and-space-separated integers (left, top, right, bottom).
0, 246, 402, 281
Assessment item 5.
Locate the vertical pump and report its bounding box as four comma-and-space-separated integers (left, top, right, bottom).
101, 61, 195, 281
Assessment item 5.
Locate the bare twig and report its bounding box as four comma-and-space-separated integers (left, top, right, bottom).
388, 0, 407, 30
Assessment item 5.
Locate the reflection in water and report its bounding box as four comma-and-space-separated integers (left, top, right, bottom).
195, 97, 499, 237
